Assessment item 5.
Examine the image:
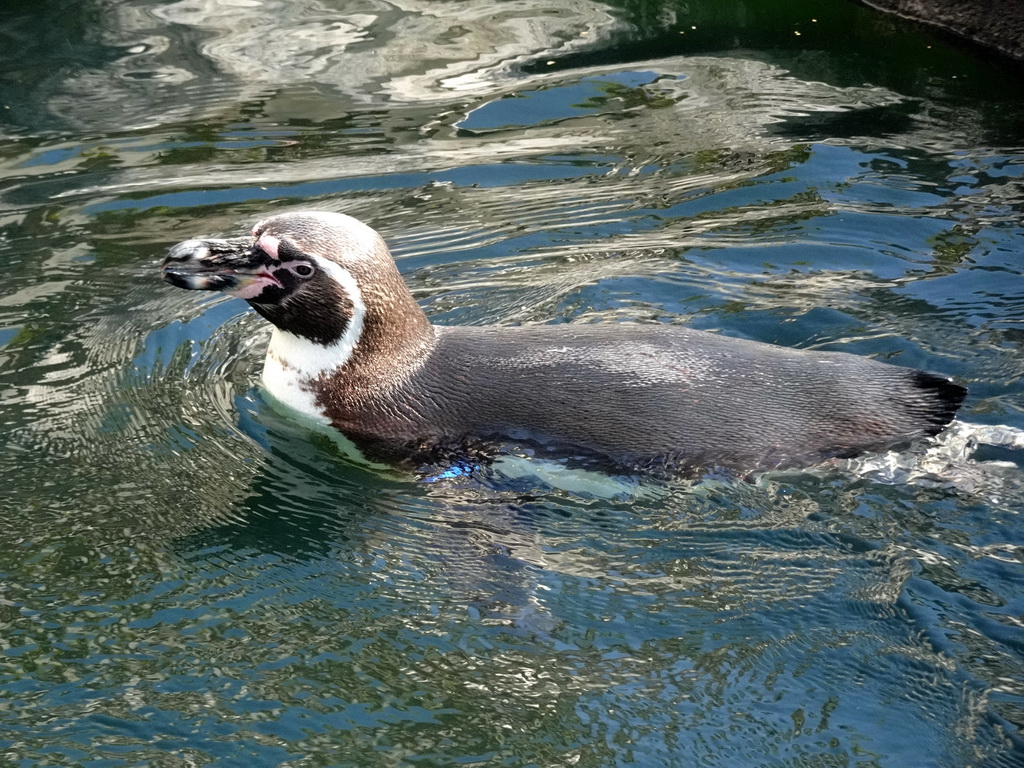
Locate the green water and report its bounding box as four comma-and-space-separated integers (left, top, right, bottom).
1, 0, 1023, 765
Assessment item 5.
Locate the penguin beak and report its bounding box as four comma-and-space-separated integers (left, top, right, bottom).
162, 237, 283, 298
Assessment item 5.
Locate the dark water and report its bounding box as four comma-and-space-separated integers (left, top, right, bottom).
2, 0, 1024, 765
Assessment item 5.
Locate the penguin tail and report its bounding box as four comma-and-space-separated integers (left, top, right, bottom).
911, 370, 967, 435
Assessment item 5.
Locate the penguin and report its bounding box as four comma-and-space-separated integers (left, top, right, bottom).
162, 210, 966, 475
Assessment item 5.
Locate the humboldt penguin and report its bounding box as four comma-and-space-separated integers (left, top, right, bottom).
162, 211, 965, 474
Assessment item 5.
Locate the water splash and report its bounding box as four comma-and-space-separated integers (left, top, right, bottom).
835, 421, 1024, 497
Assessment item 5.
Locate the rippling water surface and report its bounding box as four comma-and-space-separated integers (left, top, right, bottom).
2, 1, 1023, 765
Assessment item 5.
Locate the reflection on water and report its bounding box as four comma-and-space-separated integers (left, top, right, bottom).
1, 0, 1023, 765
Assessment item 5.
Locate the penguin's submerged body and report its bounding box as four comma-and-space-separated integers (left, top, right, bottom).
162, 211, 965, 475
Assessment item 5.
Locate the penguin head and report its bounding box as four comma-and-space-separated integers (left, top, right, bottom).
163, 211, 423, 349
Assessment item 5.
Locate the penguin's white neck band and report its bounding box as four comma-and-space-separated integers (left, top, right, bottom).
266, 255, 366, 378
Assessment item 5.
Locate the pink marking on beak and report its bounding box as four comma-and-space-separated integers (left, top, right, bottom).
227, 269, 284, 300
256, 268, 283, 288
258, 234, 281, 260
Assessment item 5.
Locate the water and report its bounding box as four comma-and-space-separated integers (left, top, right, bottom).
1, 0, 1023, 765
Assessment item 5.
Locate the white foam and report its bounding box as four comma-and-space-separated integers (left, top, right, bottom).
798, 420, 1024, 497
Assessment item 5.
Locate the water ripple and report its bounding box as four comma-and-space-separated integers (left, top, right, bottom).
1, 2, 1023, 765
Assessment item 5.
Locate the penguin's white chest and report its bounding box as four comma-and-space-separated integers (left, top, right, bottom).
260, 326, 358, 424
261, 344, 329, 424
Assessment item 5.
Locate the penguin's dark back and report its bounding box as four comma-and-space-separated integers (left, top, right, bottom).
341, 324, 965, 473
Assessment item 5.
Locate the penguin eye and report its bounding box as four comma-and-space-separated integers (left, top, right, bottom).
293, 263, 315, 278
